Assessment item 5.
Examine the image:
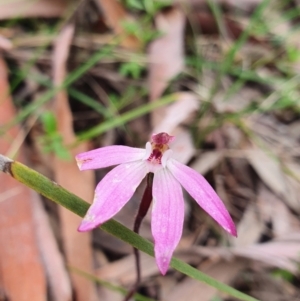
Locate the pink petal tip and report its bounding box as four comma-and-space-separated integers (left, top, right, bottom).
77, 218, 97, 232
156, 255, 171, 275
167, 159, 237, 237
230, 226, 237, 237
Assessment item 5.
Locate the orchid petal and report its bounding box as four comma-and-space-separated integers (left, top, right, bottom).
78, 160, 148, 231
76, 145, 146, 171
167, 159, 237, 236
152, 168, 184, 275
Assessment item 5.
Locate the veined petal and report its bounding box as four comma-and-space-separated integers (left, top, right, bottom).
78, 160, 148, 231
152, 168, 184, 275
167, 159, 237, 236
76, 145, 146, 170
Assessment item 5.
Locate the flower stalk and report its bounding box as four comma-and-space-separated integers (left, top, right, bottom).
124, 173, 154, 301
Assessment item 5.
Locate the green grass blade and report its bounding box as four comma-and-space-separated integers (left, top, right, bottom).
70, 267, 156, 301
0, 155, 261, 301
221, 0, 271, 73
68, 88, 109, 117
1, 44, 115, 133
75, 94, 177, 141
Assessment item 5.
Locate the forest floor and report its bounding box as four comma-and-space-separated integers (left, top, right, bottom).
0, 0, 300, 300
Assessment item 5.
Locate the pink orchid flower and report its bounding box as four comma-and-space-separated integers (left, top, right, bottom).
76, 132, 236, 275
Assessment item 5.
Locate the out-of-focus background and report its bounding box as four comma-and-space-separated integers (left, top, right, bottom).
0, 0, 300, 300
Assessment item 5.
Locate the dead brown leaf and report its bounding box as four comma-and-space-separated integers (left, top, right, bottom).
148, 6, 185, 109
176, 0, 262, 11
164, 259, 247, 301
213, 85, 263, 113
232, 202, 265, 247
233, 233, 300, 273
246, 148, 286, 196
191, 151, 224, 174
52, 24, 98, 301
96, 248, 204, 287
93, 250, 124, 301
257, 183, 300, 237
32, 193, 72, 301
153, 92, 199, 133
0, 35, 12, 50
0, 0, 68, 20
184, 233, 300, 275
153, 92, 199, 163
0, 57, 47, 301
192, 11, 266, 45
96, 0, 140, 49
285, 176, 300, 214
157, 276, 177, 301
96, 252, 159, 286
169, 127, 196, 164
283, 160, 300, 213
98, 288, 124, 301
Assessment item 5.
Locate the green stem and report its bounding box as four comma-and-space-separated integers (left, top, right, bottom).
0, 155, 261, 301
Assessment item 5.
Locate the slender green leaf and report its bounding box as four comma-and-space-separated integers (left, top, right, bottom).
0, 155, 261, 301
76, 94, 177, 141
70, 267, 156, 301
1, 44, 115, 134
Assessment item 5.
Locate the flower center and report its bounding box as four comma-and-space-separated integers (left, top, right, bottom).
146, 133, 174, 165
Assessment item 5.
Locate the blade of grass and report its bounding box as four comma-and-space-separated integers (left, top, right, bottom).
75, 93, 177, 142
70, 267, 156, 301
0, 43, 116, 134
68, 88, 110, 117
220, 0, 271, 73
206, 0, 271, 102
0, 154, 261, 301
8, 0, 81, 92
